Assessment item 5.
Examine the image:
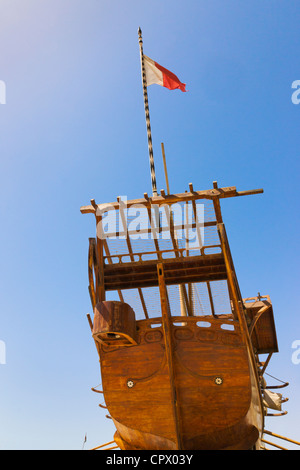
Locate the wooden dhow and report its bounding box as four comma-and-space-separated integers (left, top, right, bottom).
81, 181, 286, 450
79, 27, 298, 452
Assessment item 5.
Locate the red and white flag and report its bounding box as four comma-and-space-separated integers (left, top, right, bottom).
143, 55, 186, 92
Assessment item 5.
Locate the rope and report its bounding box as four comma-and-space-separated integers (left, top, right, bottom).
265, 372, 287, 384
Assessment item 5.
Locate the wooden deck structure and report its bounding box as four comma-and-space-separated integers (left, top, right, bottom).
81, 182, 282, 450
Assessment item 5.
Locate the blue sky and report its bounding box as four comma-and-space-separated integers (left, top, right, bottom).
0, 0, 299, 450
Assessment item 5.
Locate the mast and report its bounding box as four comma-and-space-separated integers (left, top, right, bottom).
138, 27, 158, 197
161, 142, 170, 195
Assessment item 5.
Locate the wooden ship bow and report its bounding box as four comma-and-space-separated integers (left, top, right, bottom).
80, 182, 282, 450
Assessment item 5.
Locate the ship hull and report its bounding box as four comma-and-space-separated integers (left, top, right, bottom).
98, 314, 263, 450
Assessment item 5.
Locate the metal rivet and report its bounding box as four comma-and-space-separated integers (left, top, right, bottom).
214, 377, 223, 385
127, 380, 134, 388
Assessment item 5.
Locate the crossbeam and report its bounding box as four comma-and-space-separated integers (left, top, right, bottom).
103, 253, 227, 291
80, 184, 263, 215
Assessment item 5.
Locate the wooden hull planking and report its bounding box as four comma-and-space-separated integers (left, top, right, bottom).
95, 310, 263, 450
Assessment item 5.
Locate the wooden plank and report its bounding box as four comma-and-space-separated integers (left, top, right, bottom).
244, 298, 278, 354
249, 304, 270, 338
103, 253, 227, 291
99, 311, 261, 450
105, 272, 227, 291
104, 252, 226, 272
104, 262, 227, 284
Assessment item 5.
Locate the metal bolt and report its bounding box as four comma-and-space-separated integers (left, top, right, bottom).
214, 377, 223, 385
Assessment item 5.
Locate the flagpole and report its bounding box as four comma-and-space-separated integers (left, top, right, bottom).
138, 27, 158, 197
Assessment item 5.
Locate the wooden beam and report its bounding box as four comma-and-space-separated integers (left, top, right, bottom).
249, 304, 271, 338
94, 215, 106, 302
88, 238, 97, 310
90, 440, 118, 450
260, 353, 273, 376
261, 439, 287, 450
87, 313, 93, 332
103, 253, 227, 291
163, 204, 192, 316
81, 186, 236, 214
206, 282, 216, 317
184, 199, 193, 316
98, 220, 217, 242
190, 197, 217, 317
264, 430, 300, 447
212, 196, 223, 224
157, 262, 182, 450
218, 223, 246, 325
117, 200, 149, 319
80, 185, 263, 215
218, 222, 265, 423
103, 239, 124, 303
147, 206, 162, 260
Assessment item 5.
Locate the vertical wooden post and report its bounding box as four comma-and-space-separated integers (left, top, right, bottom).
138, 27, 158, 197
157, 262, 182, 449
161, 142, 170, 195
218, 221, 265, 420
118, 198, 149, 319
218, 223, 245, 325
95, 215, 106, 302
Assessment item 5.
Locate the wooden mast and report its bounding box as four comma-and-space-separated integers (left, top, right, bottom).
161, 143, 170, 195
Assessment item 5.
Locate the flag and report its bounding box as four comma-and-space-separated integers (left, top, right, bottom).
143, 55, 186, 92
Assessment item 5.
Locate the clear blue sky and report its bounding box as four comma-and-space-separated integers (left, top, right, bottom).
0, 0, 299, 450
